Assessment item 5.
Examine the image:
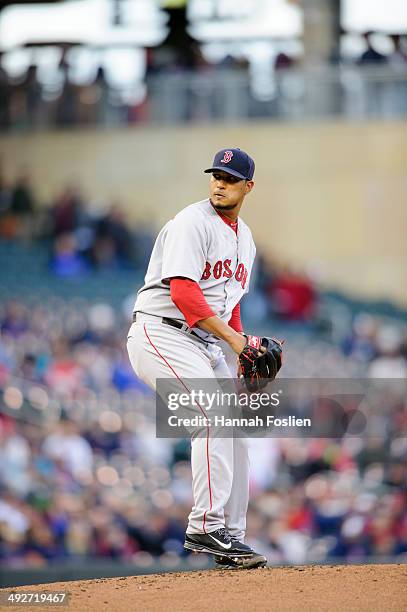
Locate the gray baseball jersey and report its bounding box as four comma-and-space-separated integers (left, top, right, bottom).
133, 198, 256, 337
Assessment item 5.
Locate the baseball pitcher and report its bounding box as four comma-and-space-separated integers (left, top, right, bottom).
127, 148, 282, 569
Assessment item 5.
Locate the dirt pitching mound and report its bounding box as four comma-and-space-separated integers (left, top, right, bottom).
1, 564, 406, 612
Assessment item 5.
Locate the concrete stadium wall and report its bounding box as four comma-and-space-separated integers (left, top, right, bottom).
2, 120, 407, 305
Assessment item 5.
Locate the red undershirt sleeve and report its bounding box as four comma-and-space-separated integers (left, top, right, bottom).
170, 278, 215, 328
228, 302, 243, 333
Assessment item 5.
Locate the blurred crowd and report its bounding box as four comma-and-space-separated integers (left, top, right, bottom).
1, 33, 407, 131
0, 168, 154, 274
0, 290, 406, 567
0, 396, 406, 568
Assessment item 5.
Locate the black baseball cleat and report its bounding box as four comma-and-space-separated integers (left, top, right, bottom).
214, 552, 267, 570
184, 528, 254, 557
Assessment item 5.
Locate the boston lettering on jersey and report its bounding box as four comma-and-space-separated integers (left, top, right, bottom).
201, 259, 248, 289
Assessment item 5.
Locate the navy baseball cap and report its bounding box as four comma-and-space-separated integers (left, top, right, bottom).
204, 148, 255, 181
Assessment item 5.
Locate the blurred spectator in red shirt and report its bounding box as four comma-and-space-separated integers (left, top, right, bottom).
50, 186, 83, 236
268, 266, 316, 321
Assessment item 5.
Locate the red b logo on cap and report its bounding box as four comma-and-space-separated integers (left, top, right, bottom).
221, 150, 233, 164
